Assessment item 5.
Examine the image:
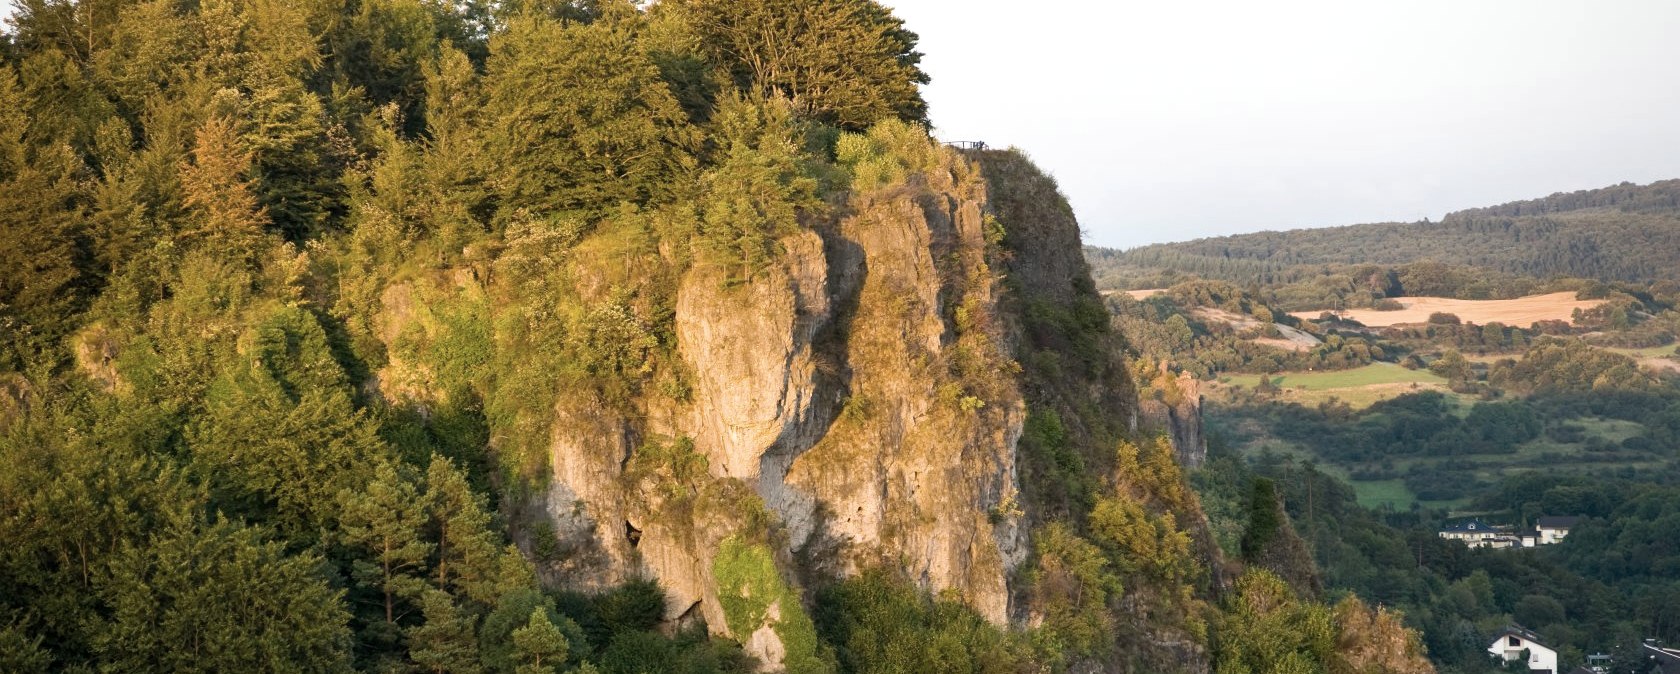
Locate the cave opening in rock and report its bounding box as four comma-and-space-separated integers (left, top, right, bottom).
625, 520, 642, 548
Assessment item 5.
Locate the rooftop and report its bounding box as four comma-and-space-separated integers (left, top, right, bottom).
1441, 519, 1499, 533
1493, 624, 1549, 647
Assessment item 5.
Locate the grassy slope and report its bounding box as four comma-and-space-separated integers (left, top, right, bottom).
1216, 364, 1453, 409
1212, 362, 1658, 510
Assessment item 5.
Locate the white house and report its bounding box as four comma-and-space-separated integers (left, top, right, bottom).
1440, 519, 1507, 547
1489, 625, 1557, 674
1536, 516, 1580, 545
1440, 517, 1581, 549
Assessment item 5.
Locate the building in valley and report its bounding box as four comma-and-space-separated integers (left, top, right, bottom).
1489, 625, 1558, 674
1439, 516, 1580, 549
1439, 519, 1506, 547
1537, 516, 1581, 545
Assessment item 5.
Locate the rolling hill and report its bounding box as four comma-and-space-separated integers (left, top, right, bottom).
1091, 179, 1680, 286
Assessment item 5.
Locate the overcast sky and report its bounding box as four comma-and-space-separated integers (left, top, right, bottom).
882, 0, 1680, 249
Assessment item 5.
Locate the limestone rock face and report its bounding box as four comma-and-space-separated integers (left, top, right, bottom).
1138, 370, 1207, 468
547, 149, 1023, 644
676, 229, 831, 484
541, 403, 636, 590
782, 159, 1029, 624
370, 144, 1104, 668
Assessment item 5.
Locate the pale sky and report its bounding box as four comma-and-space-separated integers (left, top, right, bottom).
883, 0, 1680, 248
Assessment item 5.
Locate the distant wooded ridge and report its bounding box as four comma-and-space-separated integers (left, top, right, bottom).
1091, 179, 1680, 286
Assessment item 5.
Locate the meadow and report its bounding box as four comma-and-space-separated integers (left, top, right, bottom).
1218, 363, 1452, 408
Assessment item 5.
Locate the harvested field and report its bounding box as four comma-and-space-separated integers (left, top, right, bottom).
1125, 288, 1165, 300
1290, 292, 1604, 328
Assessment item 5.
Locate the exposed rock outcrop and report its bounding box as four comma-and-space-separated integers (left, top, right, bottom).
368, 140, 1186, 669
1138, 369, 1207, 468
73, 323, 127, 395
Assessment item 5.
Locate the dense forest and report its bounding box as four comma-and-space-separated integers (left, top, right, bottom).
1089, 179, 1680, 295
1198, 448, 1680, 674
0, 0, 1447, 672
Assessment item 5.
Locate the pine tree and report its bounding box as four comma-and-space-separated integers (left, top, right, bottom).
9, 0, 139, 61
186, 307, 385, 537
193, 0, 344, 241
407, 589, 484, 674
338, 461, 434, 628
424, 456, 508, 605
0, 613, 52, 674
1214, 570, 1335, 674
511, 607, 569, 674
0, 66, 88, 365
695, 95, 821, 282
93, 514, 354, 673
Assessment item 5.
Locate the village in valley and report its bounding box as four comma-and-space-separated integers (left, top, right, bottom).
1437, 517, 1680, 674
1486, 626, 1680, 674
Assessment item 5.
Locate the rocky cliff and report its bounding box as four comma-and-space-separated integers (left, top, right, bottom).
370, 130, 1210, 670
1138, 367, 1208, 469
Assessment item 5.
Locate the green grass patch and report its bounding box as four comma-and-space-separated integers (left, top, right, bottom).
1225, 363, 1447, 390
1220, 363, 1458, 409
1605, 344, 1680, 359
712, 537, 831, 674
1573, 417, 1646, 443
1351, 479, 1414, 511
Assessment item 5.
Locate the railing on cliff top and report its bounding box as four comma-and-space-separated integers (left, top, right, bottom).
944, 140, 988, 151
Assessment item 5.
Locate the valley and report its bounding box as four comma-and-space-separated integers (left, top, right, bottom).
1093, 179, 1680, 674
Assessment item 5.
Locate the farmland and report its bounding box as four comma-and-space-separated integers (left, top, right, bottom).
1217, 363, 1452, 408
1289, 291, 1605, 328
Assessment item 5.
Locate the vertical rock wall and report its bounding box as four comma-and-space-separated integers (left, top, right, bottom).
372, 142, 1156, 667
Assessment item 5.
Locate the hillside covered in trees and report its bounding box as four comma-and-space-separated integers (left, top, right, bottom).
1092, 179, 1680, 290
0, 0, 1441, 673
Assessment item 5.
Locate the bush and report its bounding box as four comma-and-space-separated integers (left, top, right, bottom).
711, 537, 831, 674
813, 569, 1029, 674
1427, 312, 1462, 325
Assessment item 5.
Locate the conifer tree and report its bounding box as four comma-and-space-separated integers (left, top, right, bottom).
407, 589, 484, 674
93, 515, 354, 673
425, 456, 506, 605
9, 0, 139, 61
1214, 570, 1335, 674
179, 116, 269, 263
511, 607, 569, 674
193, 0, 343, 241
696, 95, 821, 282
338, 461, 434, 629
0, 67, 89, 365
